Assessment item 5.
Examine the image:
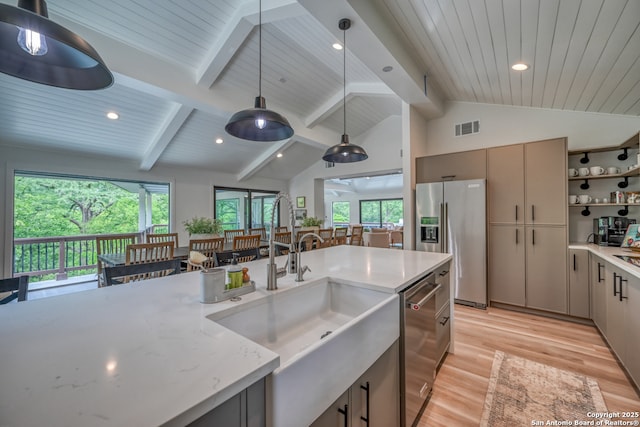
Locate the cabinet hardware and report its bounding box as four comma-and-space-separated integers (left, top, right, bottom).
440, 316, 450, 326
532, 229, 535, 245
597, 263, 603, 282
573, 254, 576, 271
515, 205, 518, 221
613, 273, 620, 297
515, 229, 519, 245
338, 404, 348, 426
360, 382, 370, 425
619, 277, 628, 302
531, 205, 535, 222
439, 270, 449, 277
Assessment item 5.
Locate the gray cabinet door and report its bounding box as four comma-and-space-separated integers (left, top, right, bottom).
525, 226, 567, 313
590, 256, 607, 333
625, 277, 640, 388
487, 144, 524, 224
188, 378, 265, 427
524, 138, 567, 225
488, 225, 526, 306
569, 249, 590, 318
605, 264, 627, 362
310, 390, 349, 427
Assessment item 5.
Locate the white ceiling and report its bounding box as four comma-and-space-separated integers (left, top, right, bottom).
0, 0, 638, 182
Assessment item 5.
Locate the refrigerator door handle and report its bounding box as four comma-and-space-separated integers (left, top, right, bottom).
443, 202, 449, 253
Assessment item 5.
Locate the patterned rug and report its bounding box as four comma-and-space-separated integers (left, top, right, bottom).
480, 351, 608, 426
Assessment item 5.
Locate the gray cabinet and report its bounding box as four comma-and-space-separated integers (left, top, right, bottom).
605, 264, 627, 363
569, 248, 590, 318
188, 379, 265, 427
590, 256, 607, 333
487, 138, 568, 313
416, 149, 487, 183
311, 341, 399, 427
625, 277, 640, 388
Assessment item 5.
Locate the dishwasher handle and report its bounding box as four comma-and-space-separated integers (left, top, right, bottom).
408, 283, 442, 311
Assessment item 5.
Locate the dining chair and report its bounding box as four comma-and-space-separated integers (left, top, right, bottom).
187, 237, 225, 271
0, 276, 29, 304
224, 229, 245, 243
248, 227, 267, 240
317, 228, 334, 249
103, 259, 181, 286
364, 232, 391, 248
275, 226, 289, 233
96, 233, 138, 287
147, 232, 179, 248
273, 231, 292, 255
124, 242, 175, 282
214, 248, 261, 266
233, 234, 261, 250
389, 230, 404, 249
370, 227, 388, 233
350, 225, 364, 246
296, 230, 316, 252
333, 227, 348, 245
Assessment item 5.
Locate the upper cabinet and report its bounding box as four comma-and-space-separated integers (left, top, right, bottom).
487, 144, 525, 224
416, 149, 487, 183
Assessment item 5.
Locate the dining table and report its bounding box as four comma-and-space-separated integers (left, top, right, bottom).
98, 241, 270, 267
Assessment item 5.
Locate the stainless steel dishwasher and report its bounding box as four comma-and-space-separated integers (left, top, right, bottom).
400, 272, 441, 427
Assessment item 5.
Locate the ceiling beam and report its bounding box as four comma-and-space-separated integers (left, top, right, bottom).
305, 82, 395, 128
140, 104, 193, 171
236, 139, 296, 181
298, 0, 444, 119
196, 0, 308, 88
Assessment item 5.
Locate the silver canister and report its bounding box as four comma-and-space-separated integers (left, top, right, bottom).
200, 268, 226, 303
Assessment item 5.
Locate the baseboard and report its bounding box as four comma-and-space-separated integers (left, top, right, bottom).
489, 301, 594, 326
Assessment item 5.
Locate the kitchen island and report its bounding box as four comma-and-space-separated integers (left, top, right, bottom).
0, 245, 451, 427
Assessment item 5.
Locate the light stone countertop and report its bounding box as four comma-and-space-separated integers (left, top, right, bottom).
569, 243, 640, 278
0, 246, 452, 427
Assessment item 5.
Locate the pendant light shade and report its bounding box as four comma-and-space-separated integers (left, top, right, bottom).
0, 0, 113, 90
322, 18, 368, 164
225, 0, 293, 142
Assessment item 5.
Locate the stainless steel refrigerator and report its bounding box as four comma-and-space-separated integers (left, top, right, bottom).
415, 180, 486, 308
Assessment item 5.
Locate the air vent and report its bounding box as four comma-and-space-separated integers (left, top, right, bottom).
325, 161, 335, 168
455, 120, 480, 137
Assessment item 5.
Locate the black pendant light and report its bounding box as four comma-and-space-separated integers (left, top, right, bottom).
0, 0, 113, 90
322, 18, 368, 164
225, 0, 293, 142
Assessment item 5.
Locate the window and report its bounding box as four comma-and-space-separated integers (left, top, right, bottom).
332, 201, 350, 227
214, 187, 279, 233
360, 198, 403, 228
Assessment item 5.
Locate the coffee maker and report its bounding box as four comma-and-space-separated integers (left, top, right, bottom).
594, 217, 636, 246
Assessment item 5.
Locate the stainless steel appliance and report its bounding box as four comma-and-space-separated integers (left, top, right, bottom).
399, 272, 440, 427
593, 217, 636, 246
416, 180, 487, 308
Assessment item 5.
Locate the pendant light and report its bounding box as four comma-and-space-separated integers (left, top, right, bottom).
322, 18, 368, 164
0, 0, 113, 90
225, 0, 293, 142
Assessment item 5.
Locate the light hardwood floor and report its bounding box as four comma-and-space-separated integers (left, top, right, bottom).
418, 305, 640, 426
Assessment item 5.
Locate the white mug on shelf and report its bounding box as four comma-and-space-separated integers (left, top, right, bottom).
569, 195, 578, 204
607, 166, 621, 175
578, 195, 592, 204
578, 167, 590, 176
568, 168, 578, 177
589, 166, 605, 176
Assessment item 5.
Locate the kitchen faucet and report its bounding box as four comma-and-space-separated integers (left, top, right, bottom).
267, 193, 296, 290
295, 232, 324, 282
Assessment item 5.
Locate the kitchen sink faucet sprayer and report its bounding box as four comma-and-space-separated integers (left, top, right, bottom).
267, 193, 296, 290
295, 232, 324, 282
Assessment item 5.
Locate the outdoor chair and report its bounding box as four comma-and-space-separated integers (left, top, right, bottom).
333, 227, 348, 245
103, 259, 181, 286
96, 233, 138, 287
0, 276, 29, 304
224, 229, 245, 243
350, 225, 364, 246
233, 234, 261, 250
317, 228, 334, 249
214, 248, 261, 266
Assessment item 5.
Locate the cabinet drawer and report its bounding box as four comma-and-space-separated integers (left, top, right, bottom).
435, 268, 450, 313
436, 303, 451, 367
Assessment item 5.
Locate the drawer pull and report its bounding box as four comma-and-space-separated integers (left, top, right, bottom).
439, 316, 450, 326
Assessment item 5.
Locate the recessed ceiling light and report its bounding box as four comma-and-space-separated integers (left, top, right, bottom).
106, 112, 119, 120
276, 153, 283, 158
511, 63, 529, 71
215, 138, 223, 144
332, 43, 343, 50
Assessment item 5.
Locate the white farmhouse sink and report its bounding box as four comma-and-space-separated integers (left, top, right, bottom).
208, 278, 399, 427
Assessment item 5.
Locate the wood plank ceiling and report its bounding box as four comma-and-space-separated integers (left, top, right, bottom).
0, 0, 637, 182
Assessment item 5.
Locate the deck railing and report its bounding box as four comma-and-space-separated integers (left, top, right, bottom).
13, 225, 168, 282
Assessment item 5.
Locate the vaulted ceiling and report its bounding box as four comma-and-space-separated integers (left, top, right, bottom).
0, 0, 638, 181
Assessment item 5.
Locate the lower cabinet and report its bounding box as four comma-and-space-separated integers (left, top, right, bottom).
488, 225, 526, 306
568, 249, 590, 318
311, 340, 399, 427
188, 378, 265, 427
590, 256, 607, 334
625, 278, 640, 386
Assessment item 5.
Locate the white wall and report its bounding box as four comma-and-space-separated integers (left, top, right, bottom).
288, 115, 403, 221
422, 101, 640, 153
0, 144, 286, 278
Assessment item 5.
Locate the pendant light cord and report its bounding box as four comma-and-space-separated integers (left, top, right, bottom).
258, 0, 262, 98
343, 24, 346, 137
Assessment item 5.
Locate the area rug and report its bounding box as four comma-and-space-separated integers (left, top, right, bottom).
480, 351, 608, 426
